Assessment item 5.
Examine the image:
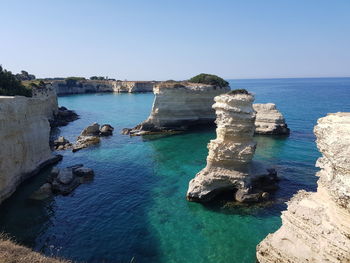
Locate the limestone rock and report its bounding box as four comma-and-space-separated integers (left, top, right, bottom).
50, 106, 79, 127
187, 91, 279, 202
0, 95, 61, 205
99, 124, 114, 136
253, 103, 290, 135
53, 136, 72, 150
112, 81, 156, 93
257, 112, 350, 263
49, 165, 95, 195
125, 82, 230, 135
80, 122, 100, 136
72, 136, 100, 152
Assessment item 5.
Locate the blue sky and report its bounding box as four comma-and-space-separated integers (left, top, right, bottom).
1, 0, 350, 80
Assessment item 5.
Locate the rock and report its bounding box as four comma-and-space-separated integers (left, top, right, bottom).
187, 90, 278, 203
80, 122, 100, 136
53, 136, 72, 150
121, 128, 132, 135
50, 106, 79, 128
29, 183, 53, 200
112, 81, 156, 93
0, 94, 60, 205
257, 112, 350, 263
56, 168, 74, 185
124, 82, 230, 135
50, 165, 95, 195
253, 103, 290, 135
73, 167, 94, 177
72, 135, 100, 152
99, 124, 114, 136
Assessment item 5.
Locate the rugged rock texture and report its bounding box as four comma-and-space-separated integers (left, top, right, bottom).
126, 82, 230, 135
257, 112, 350, 263
31, 84, 59, 119
50, 106, 79, 127
52, 80, 113, 95
0, 95, 61, 204
53, 136, 72, 151
187, 92, 278, 202
100, 124, 114, 136
112, 81, 156, 93
253, 103, 290, 135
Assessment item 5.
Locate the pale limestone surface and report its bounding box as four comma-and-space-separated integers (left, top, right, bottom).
257, 112, 350, 263
127, 82, 230, 135
0, 95, 58, 204
253, 103, 289, 135
186, 92, 273, 202
112, 81, 156, 93
52, 80, 114, 95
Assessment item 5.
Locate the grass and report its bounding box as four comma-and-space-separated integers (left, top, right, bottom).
0, 233, 71, 263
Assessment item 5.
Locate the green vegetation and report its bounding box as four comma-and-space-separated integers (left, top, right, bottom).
0, 66, 32, 97
90, 76, 106, 80
227, 89, 249, 95
188, 73, 229, 88
15, 70, 35, 81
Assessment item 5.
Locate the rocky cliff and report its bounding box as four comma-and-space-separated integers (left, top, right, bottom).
0, 94, 60, 204
253, 103, 289, 135
52, 80, 113, 95
125, 82, 230, 135
112, 81, 156, 93
187, 91, 278, 202
256, 112, 350, 263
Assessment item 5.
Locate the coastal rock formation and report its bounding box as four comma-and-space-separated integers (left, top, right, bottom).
126, 82, 230, 135
253, 103, 290, 135
52, 79, 113, 95
54, 136, 72, 150
256, 112, 350, 263
187, 91, 278, 202
112, 81, 156, 93
71, 123, 114, 152
0, 95, 61, 204
31, 165, 94, 198
50, 106, 79, 127
31, 84, 58, 118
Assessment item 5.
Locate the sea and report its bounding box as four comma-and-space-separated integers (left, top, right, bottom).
1, 77, 349, 263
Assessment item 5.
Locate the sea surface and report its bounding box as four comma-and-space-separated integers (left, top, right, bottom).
1, 78, 350, 263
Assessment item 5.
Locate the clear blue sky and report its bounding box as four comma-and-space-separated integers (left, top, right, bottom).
1, 0, 350, 80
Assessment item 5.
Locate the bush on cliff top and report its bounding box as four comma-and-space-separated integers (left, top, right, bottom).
227, 89, 249, 95
0, 66, 32, 97
188, 73, 229, 88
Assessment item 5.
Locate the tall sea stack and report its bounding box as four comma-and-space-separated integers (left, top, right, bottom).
257, 112, 350, 262
187, 90, 278, 202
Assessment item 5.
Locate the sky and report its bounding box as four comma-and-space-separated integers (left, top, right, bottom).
1, 0, 350, 80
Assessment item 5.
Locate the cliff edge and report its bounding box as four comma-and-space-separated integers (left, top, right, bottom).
256, 112, 350, 262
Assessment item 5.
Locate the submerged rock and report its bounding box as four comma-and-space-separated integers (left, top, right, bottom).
257, 112, 350, 263
37, 164, 95, 196
29, 183, 53, 200
187, 90, 278, 203
253, 103, 290, 135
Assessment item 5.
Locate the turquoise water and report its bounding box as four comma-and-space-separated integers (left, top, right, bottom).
1, 78, 350, 263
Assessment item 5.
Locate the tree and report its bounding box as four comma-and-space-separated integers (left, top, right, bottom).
188, 73, 229, 88
0, 66, 32, 97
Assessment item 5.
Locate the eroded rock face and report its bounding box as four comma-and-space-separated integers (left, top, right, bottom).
257, 112, 350, 263
125, 82, 230, 135
253, 103, 290, 135
112, 81, 156, 93
187, 92, 278, 202
0, 95, 61, 204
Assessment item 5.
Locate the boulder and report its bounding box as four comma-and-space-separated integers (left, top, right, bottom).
80, 123, 100, 136
72, 135, 100, 152
99, 124, 114, 136
29, 183, 53, 200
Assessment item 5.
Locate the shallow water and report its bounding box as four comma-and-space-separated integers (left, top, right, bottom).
1, 78, 350, 263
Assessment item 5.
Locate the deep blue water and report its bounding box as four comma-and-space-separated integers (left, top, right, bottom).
0, 78, 349, 263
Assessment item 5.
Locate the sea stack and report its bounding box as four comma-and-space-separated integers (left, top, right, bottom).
257, 112, 350, 263
187, 90, 278, 202
125, 81, 230, 135
253, 103, 290, 135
